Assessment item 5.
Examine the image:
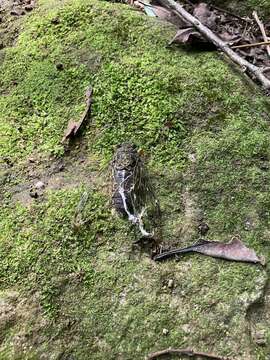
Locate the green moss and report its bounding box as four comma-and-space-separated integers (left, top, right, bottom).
1, 0, 267, 165
0, 189, 266, 359
1, 0, 270, 359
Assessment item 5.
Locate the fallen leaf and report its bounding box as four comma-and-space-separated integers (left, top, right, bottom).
147, 347, 231, 360
62, 120, 78, 142
62, 86, 93, 143
168, 27, 206, 45
154, 238, 265, 265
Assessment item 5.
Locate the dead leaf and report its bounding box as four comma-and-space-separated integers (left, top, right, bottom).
154, 238, 265, 265
62, 86, 93, 143
62, 120, 78, 142
147, 347, 231, 360
168, 27, 206, 46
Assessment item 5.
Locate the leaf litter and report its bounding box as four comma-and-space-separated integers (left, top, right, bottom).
131, 0, 270, 87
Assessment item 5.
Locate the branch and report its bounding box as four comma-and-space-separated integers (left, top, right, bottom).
158, 0, 270, 89
147, 348, 231, 360
232, 40, 270, 49
210, 4, 249, 22
252, 11, 270, 57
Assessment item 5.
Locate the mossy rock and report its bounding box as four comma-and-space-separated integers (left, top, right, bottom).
0, 0, 270, 359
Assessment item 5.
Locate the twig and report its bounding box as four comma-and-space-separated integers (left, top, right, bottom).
182, 0, 249, 22
182, 0, 194, 7
252, 11, 270, 57
137, 0, 154, 7
232, 40, 270, 49
210, 4, 248, 22
262, 66, 270, 73
158, 0, 270, 89
147, 348, 231, 360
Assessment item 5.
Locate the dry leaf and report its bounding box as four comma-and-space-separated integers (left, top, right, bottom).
154, 238, 265, 265
169, 27, 206, 45
62, 86, 93, 143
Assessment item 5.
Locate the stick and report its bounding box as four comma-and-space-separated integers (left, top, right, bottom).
210, 4, 248, 22
182, 0, 194, 7
232, 40, 270, 49
252, 11, 270, 57
147, 348, 231, 360
158, 0, 270, 89
137, 0, 155, 7
181, 0, 249, 22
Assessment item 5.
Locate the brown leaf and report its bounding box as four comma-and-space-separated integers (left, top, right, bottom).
62, 86, 93, 143
147, 347, 231, 360
169, 27, 206, 45
62, 121, 77, 142
154, 238, 265, 265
